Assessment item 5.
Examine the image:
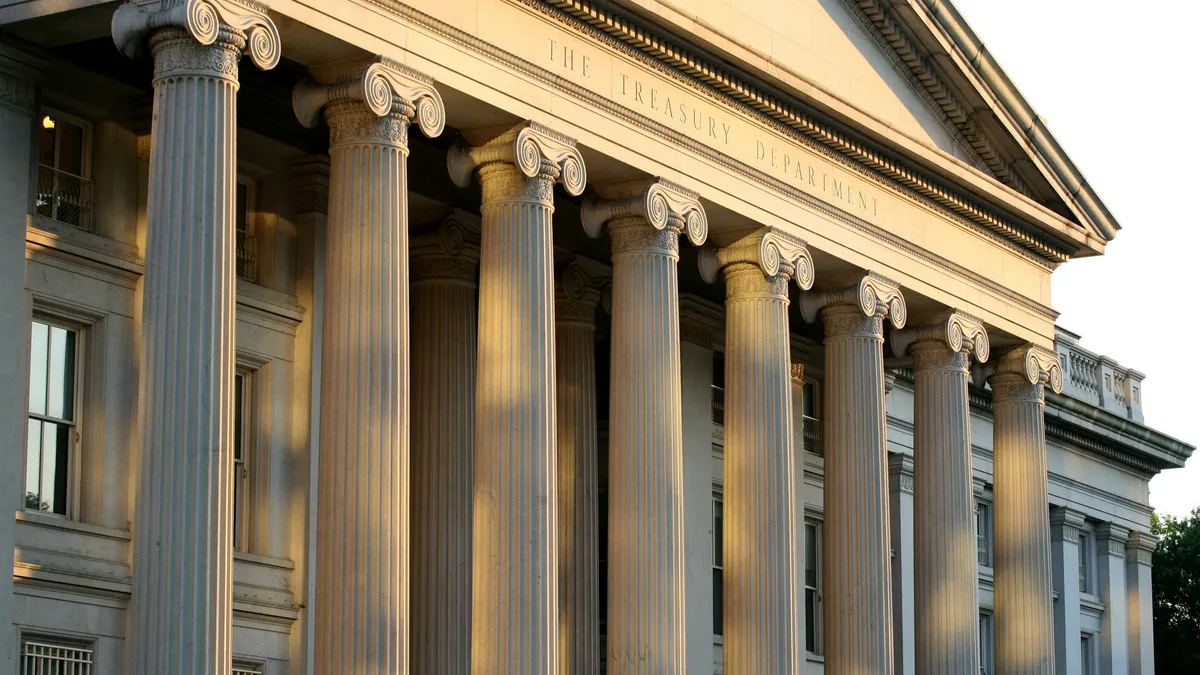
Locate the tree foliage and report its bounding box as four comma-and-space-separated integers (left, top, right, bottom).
1153, 508, 1200, 674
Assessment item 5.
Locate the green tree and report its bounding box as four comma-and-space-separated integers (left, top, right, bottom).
1153, 508, 1200, 674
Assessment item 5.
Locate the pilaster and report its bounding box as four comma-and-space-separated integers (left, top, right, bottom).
986, 344, 1063, 675
555, 256, 609, 675
448, 120, 586, 674
1125, 531, 1156, 675
294, 55, 445, 675
887, 452, 915, 675
409, 210, 480, 675
698, 227, 813, 673
800, 272, 906, 674
1049, 507, 1085, 675
111, 2, 280, 672
893, 311, 989, 675
1095, 523, 1129, 675
581, 178, 706, 674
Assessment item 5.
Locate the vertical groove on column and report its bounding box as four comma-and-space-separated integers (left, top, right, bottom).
822, 306, 894, 674
912, 344, 980, 675
473, 166, 557, 674
607, 219, 687, 674
128, 30, 238, 675
315, 111, 409, 674
993, 375, 1055, 675
556, 311, 600, 675
411, 264, 477, 674
723, 267, 801, 674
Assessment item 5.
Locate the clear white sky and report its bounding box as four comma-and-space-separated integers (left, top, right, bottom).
951, 0, 1199, 517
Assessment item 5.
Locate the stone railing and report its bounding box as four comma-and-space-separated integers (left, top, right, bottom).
803, 415, 823, 457
1055, 327, 1144, 423
36, 164, 94, 231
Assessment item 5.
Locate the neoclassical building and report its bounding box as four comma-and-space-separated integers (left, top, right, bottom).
0, 0, 1192, 674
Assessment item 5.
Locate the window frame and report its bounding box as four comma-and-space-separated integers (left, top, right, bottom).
20, 633, 95, 675
804, 518, 824, 656
979, 610, 995, 675
976, 499, 993, 568
235, 174, 258, 283
232, 368, 256, 553
712, 490, 724, 639
1080, 631, 1096, 675
36, 108, 94, 231
1078, 524, 1096, 596
24, 315, 85, 519
38, 107, 93, 180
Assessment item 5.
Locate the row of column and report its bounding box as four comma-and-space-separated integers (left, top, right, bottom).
112, 4, 1072, 674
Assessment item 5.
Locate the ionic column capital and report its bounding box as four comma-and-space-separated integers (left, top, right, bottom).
294, 56, 444, 150
893, 311, 989, 373
112, 0, 280, 72
581, 178, 708, 255
410, 210, 481, 282
448, 121, 586, 204
801, 271, 906, 338
1126, 531, 1157, 567
698, 227, 814, 298
556, 256, 611, 325
985, 343, 1064, 403
1049, 506, 1087, 543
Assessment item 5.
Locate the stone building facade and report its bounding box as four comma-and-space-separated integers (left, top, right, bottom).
0, 0, 1192, 674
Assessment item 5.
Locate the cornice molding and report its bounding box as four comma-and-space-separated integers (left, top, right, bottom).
359, 0, 1064, 322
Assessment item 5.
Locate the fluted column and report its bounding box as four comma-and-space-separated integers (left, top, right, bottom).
293, 56, 445, 675
987, 345, 1063, 675
409, 211, 480, 675
1125, 532, 1157, 675
448, 121, 586, 674
800, 272, 906, 675
699, 228, 814, 673
111, 3, 279, 672
581, 179, 707, 674
893, 312, 990, 675
555, 257, 610, 675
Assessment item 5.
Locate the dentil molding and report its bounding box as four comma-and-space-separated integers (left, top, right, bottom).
112, 0, 280, 70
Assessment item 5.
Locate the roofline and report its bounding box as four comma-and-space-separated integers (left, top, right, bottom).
1046, 392, 1194, 472
917, 0, 1121, 241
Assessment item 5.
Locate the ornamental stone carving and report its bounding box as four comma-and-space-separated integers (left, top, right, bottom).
984, 343, 1064, 403
1126, 531, 1157, 566
698, 227, 815, 292
448, 121, 586, 203
294, 56, 445, 149
1050, 507, 1086, 544
410, 210, 481, 282
679, 293, 724, 347
800, 271, 907, 337
1097, 523, 1129, 558
791, 363, 805, 384
556, 256, 611, 324
112, 0, 280, 71
581, 178, 708, 249
892, 310, 989, 365
0, 46, 46, 113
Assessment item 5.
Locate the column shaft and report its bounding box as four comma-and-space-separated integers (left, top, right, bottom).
1096, 525, 1129, 675
822, 305, 895, 674
887, 453, 915, 675
1125, 533, 1156, 675
607, 217, 687, 674
556, 276, 601, 675
911, 342, 981, 674
314, 102, 411, 674
992, 374, 1055, 675
410, 221, 478, 675
722, 264, 801, 673
1050, 508, 1084, 675
127, 28, 241, 675
473, 163, 559, 673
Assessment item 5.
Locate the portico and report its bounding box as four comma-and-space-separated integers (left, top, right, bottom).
1, 1, 1186, 675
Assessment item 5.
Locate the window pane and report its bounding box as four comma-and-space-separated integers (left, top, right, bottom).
234, 375, 244, 462
802, 381, 816, 418
58, 121, 84, 176
712, 568, 722, 636
712, 352, 725, 389
39, 117, 56, 166
713, 500, 723, 567
41, 421, 70, 515
236, 182, 249, 232
26, 418, 42, 509
805, 523, 817, 587
805, 588, 817, 652
28, 322, 49, 416
46, 326, 75, 421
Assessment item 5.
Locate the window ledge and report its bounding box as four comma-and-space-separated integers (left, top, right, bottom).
1080, 594, 1106, 614
27, 215, 143, 279
14, 510, 131, 541
806, 653, 825, 664
233, 550, 296, 570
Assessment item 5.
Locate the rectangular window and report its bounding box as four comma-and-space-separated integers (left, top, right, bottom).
977, 501, 993, 567
1079, 527, 1094, 594
233, 663, 263, 675
802, 380, 823, 457
598, 488, 608, 635
1080, 633, 1094, 675
235, 177, 257, 282
804, 520, 823, 654
712, 495, 723, 636
26, 319, 79, 516
36, 110, 93, 230
22, 638, 93, 675
233, 373, 252, 552
711, 351, 725, 426
979, 612, 994, 675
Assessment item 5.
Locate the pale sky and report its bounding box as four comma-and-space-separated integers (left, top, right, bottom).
951, 0, 1199, 517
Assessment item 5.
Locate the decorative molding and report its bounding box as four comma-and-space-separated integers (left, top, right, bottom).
448, 120, 585, 196
790, 363, 805, 385
556, 255, 611, 324
987, 343, 1064, 394
581, 178, 707, 246
1049, 507, 1085, 544
360, 0, 1066, 320
887, 452, 914, 495
679, 293, 724, 347
112, 0, 280, 71
294, 55, 444, 148
892, 310, 989, 363
799, 271, 906, 328
1126, 531, 1157, 566
291, 155, 330, 216
698, 227, 814, 290
410, 210, 482, 282
0, 64, 36, 112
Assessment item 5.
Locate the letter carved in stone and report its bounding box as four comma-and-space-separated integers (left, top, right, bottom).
447, 120, 586, 200
697, 226, 814, 290
112, 0, 280, 70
